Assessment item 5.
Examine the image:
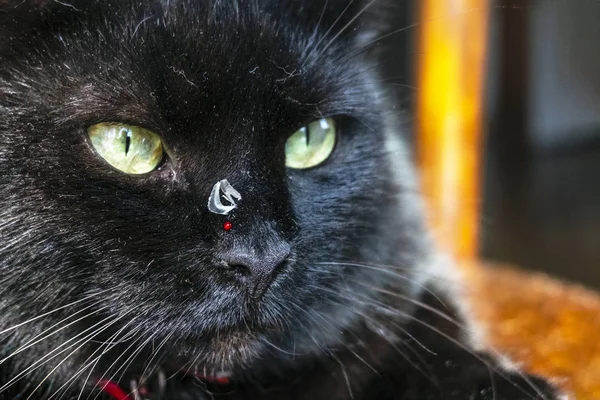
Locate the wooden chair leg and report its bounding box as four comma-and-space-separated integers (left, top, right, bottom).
415, 0, 490, 262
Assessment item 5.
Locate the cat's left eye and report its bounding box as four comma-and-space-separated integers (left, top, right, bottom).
87, 123, 164, 175
285, 118, 336, 169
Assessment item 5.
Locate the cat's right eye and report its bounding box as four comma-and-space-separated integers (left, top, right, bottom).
87, 123, 164, 174
285, 118, 336, 169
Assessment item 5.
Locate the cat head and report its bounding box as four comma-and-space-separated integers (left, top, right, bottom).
0, 0, 428, 384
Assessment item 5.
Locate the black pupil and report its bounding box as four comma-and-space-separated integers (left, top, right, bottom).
305, 125, 310, 146
125, 131, 132, 155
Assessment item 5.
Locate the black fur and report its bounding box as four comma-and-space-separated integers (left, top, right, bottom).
0, 1, 559, 398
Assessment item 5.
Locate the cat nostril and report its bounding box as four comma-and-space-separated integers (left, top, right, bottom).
218, 243, 290, 299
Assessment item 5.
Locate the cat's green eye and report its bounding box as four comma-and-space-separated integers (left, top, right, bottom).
285, 118, 336, 169
87, 123, 164, 174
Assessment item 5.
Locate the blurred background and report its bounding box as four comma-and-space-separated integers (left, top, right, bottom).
384, 0, 600, 288
483, 0, 600, 288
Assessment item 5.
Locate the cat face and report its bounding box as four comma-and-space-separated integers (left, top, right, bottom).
0, 0, 428, 383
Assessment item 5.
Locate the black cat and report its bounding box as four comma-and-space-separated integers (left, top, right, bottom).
0, 1, 560, 399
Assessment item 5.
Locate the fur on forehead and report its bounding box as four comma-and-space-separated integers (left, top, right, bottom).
0, 0, 395, 130
0, 0, 396, 43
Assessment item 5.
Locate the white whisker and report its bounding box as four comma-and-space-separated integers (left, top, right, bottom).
24, 317, 125, 400
48, 315, 142, 399
308, 282, 435, 378
321, 282, 549, 400
138, 329, 174, 383
304, 0, 355, 64
9, 314, 124, 399
90, 319, 164, 400
315, 0, 378, 59
0, 314, 119, 394
314, 261, 452, 307
0, 302, 108, 366
329, 351, 354, 400
0, 291, 109, 336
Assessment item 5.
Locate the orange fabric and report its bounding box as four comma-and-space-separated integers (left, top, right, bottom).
464, 263, 600, 399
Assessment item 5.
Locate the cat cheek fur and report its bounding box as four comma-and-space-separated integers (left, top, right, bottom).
0, 0, 561, 399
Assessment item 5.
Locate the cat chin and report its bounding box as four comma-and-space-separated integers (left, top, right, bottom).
79, 328, 264, 388
135, 307, 350, 375
199, 331, 266, 369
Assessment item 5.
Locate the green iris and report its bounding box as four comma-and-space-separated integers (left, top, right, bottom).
285, 118, 336, 169
87, 123, 164, 174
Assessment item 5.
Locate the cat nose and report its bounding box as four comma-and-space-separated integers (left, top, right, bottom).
218, 242, 291, 299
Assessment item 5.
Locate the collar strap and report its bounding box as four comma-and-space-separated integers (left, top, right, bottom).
98, 373, 231, 400
98, 379, 132, 400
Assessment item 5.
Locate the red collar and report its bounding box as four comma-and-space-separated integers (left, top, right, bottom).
98, 373, 231, 399
98, 379, 131, 400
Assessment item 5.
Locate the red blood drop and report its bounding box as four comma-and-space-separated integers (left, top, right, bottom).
223, 221, 232, 231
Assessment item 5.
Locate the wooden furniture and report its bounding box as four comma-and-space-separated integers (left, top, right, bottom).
415, 1, 600, 397
415, 0, 488, 262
